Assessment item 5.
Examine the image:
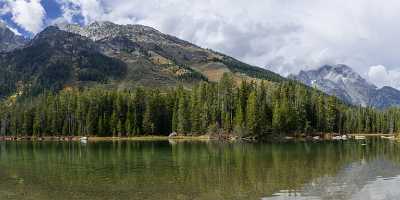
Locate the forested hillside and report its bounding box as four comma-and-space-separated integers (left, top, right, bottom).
0, 22, 284, 99
1, 22, 399, 138
0, 27, 127, 97
1, 73, 400, 138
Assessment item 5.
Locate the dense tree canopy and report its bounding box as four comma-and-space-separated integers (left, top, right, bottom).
1, 73, 400, 138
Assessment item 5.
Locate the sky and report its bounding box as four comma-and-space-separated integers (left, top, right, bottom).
1, 0, 400, 89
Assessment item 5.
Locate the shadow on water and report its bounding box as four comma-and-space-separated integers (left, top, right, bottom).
0, 138, 400, 200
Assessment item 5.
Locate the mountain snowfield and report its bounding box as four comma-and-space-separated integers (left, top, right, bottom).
290, 64, 400, 108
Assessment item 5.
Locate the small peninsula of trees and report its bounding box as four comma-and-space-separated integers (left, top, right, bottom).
1, 73, 400, 138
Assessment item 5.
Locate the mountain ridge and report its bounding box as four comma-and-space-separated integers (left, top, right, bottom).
0, 21, 28, 52
0, 21, 285, 98
290, 64, 400, 108
0, 26, 127, 97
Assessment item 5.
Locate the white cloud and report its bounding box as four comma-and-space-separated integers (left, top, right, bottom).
2, 0, 400, 89
1, 0, 46, 33
54, 1, 400, 80
52, 0, 80, 24
0, 5, 10, 15
368, 65, 400, 89
55, 0, 104, 25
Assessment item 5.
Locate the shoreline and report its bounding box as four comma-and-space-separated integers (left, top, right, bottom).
0, 133, 397, 142
88, 135, 212, 141
347, 133, 395, 137
0, 135, 212, 142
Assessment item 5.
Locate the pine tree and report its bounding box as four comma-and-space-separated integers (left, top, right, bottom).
125, 118, 132, 136
143, 99, 155, 135
62, 119, 69, 136
177, 91, 189, 134
234, 94, 244, 130
22, 111, 32, 136
219, 73, 235, 132
246, 91, 258, 135
110, 111, 118, 137
125, 101, 134, 136
98, 116, 104, 136
326, 96, 337, 133
117, 119, 124, 137
257, 81, 272, 136
33, 108, 42, 137
133, 88, 146, 135
190, 86, 202, 134
272, 102, 282, 134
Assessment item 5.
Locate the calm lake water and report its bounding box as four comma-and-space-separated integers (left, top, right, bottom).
1, 139, 400, 200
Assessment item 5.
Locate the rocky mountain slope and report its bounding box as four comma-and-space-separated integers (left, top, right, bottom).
290, 64, 400, 108
0, 26, 126, 97
370, 86, 400, 108
0, 21, 285, 98
0, 22, 27, 52
57, 21, 285, 82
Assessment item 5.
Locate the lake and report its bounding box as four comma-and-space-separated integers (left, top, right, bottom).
0, 139, 400, 200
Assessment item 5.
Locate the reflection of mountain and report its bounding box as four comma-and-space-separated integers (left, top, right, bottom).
264, 159, 400, 200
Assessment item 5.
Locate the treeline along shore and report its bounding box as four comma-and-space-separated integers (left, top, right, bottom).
1, 73, 400, 140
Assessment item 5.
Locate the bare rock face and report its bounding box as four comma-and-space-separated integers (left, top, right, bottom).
290, 64, 400, 108
370, 86, 400, 108
0, 22, 27, 52
0, 21, 284, 98
56, 21, 209, 63
56, 21, 285, 84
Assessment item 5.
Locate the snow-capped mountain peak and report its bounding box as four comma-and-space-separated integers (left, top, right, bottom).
290, 64, 400, 108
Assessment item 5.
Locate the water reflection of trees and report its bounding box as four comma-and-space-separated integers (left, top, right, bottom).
0, 140, 400, 199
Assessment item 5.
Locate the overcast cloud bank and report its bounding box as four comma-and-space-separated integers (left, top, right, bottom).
1, 0, 400, 89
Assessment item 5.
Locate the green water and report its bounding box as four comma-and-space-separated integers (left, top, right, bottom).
0, 139, 400, 200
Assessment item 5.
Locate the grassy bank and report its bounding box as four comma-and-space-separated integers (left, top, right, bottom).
0, 133, 398, 142
88, 135, 211, 141
348, 133, 395, 137
0, 135, 212, 142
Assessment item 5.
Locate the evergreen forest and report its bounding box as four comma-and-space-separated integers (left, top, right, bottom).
1, 73, 400, 138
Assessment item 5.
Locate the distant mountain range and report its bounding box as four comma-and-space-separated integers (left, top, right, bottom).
0, 22, 27, 52
289, 64, 400, 108
0, 21, 284, 98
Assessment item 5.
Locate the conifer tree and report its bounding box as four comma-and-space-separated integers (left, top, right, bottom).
98, 116, 104, 136
33, 108, 42, 137
190, 85, 202, 134
3, 78, 400, 138
219, 73, 235, 132
272, 102, 282, 133
326, 96, 337, 133
110, 111, 118, 137
143, 99, 155, 135
246, 90, 258, 135
177, 91, 189, 134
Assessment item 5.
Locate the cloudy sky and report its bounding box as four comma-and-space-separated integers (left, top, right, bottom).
1, 0, 400, 89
